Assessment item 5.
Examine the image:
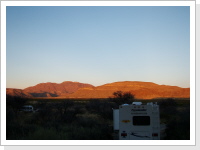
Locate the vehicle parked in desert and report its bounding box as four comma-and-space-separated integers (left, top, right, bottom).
113, 102, 160, 140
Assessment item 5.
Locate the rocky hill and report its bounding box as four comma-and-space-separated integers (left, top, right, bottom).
6, 81, 190, 99
22, 81, 94, 97
66, 81, 190, 99
6, 88, 32, 98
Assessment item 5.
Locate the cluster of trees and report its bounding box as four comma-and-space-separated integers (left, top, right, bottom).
111, 91, 134, 105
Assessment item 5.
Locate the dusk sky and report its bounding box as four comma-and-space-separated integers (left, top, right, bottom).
6, 6, 190, 89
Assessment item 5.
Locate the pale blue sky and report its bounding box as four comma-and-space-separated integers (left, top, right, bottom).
6, 6, 190, 89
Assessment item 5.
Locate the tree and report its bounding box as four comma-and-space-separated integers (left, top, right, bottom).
122, 92, 134, 101
112, 91, 134, 105
113, 91, 123, 99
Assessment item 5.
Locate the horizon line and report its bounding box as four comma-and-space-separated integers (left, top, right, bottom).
6, 80, 190, 89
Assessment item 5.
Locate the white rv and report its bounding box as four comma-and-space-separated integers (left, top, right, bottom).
20, 105, 34, 112
113, 102, 160, 140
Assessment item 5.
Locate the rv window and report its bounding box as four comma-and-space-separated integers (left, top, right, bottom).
132, 116, 150, 126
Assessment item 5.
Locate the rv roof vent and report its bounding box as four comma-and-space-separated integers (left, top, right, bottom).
122, 104, 129, 106
132, 102, 142, 105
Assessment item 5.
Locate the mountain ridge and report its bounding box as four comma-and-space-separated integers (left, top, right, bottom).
6, 81, 190, 99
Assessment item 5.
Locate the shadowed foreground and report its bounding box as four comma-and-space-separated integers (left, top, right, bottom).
6, 95, 190, 140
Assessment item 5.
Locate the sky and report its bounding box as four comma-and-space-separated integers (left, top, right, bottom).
6, 6, 190, 89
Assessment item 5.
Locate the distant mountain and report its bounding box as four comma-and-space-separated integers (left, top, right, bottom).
67, 81, 190, 99
23, 81, 94, 97
6, 88, 32, 98
6, 81, 190, 99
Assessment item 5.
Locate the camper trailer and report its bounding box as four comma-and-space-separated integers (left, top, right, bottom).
20, 105, 34, 112
113, 102, 160, 140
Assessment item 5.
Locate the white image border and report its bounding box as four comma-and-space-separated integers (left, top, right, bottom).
1, 0, 196, 146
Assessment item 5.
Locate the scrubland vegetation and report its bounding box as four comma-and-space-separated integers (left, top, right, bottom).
6, 92, 190, 140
